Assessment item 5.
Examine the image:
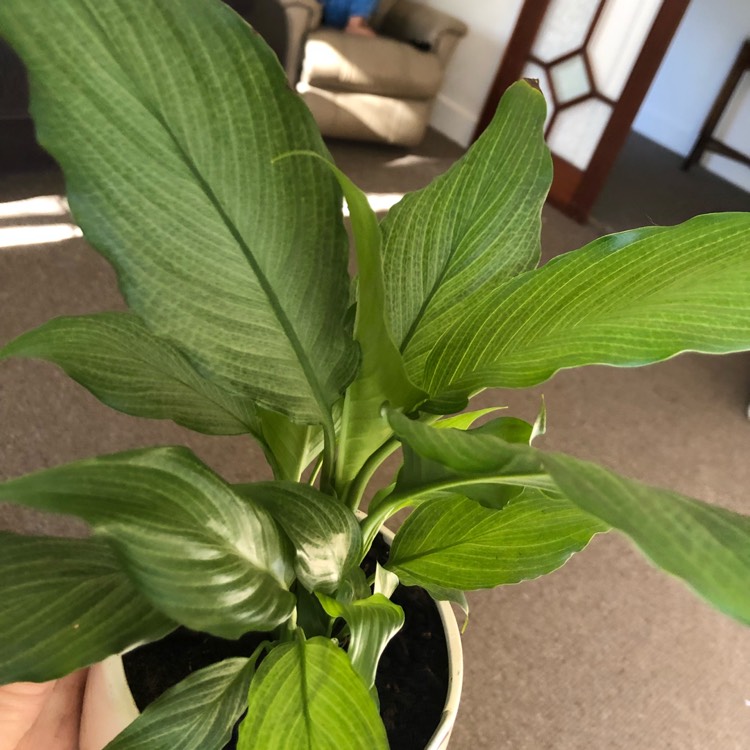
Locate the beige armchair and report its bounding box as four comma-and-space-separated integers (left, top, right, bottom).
278, 0, 467, 146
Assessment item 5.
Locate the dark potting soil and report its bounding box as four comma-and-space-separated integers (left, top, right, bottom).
123, 534, 449, 750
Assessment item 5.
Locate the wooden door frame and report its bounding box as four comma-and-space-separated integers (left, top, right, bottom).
473, 0, 690, 222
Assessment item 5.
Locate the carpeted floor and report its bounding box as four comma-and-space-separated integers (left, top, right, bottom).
1, 129, 749, 749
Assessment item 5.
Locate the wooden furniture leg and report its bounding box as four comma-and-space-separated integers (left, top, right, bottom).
683, 39, 750, 171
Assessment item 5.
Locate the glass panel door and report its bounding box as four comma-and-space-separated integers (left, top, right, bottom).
474, 0, 689, 220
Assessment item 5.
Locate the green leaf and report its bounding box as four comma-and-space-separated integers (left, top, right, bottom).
382, 411, 605, 589
388, 410, 545, 493
105, 657, 258, 750
0, 0, 357, 425
380, 81, 551, 385
0, 534, 174, 684
361, 410, 552, 553
373, 564, 399, 599
235, 481, 361, 594
298, 155, 425, 492
434, 407, 505, 430
337, 566, 372, 605
0, 312, 328, 481
423, 213, 750, 396
419, 583, 470, 621
387, 493, 607, 590
317, 593, 405, 691
258, 409, 323, 482
456, 417, 538, 507
419, 390, 470, 415
0, 448, 295, 638
0, 312, 261, 437
472, 416, 534, 443
238, 636, 388, 750
295, 584, 334, 639
407, 410, 523, 509
542, 453, 750, 627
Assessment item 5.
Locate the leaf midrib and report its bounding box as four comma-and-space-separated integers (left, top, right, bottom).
400, 251, 453, 353
298, 637, 314, 750
152, 115, 332, 427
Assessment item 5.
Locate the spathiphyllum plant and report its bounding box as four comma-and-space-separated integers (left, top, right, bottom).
1, 0, 750, 748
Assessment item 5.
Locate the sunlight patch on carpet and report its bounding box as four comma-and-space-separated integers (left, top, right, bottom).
343, 192, 404, 218
0, 195, 69, 220
0, 223, 82, 249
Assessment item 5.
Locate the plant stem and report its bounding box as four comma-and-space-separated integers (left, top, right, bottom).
342, 437, 400, 511
319, 421, 336, 495
359, 491, 410, 561
308, 455, 324, 486
275, 607, 299, 643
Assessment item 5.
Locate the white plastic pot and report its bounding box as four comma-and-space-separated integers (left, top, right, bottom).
379, 520, 463, 750
80, 522, 463, 750
422, 590, 464, 749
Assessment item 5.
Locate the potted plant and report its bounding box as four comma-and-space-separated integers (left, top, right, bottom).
1, 0, 749, 748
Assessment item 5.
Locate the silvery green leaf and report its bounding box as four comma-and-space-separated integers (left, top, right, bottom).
0, 448, 295, 638
0, 534, 174, 683
106, 658, 257, 750
235, 481, 361, 594
318, 593, 405, 691
373, 564, 399, 599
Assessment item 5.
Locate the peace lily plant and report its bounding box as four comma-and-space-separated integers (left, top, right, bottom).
1, 0, 749, 748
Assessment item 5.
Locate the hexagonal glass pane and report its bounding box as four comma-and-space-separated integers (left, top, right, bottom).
549, 54, 591, 105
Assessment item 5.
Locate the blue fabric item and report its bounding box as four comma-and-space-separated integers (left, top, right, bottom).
319, 0, 378, 29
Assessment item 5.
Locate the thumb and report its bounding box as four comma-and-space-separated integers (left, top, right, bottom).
0, 680, 56, 750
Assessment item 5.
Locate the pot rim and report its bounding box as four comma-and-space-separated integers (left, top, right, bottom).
374, 518, 463, 750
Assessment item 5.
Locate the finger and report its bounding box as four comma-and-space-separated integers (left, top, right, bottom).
16, 669, 88, 750
0, 680, 57, 750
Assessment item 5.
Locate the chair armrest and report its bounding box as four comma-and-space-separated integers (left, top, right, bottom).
277, 0, 322, 83
379, 1, 468, 67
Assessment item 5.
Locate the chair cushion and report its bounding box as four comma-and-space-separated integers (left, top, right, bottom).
302, 29, 442, 100
303, 86, 431, 146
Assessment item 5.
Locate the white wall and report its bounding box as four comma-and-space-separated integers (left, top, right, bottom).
633, 0, 750, 192
422, 0, 524, 146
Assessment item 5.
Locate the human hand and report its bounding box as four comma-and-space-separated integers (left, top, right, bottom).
0, 670, 88, 750
345, 15, 376, 36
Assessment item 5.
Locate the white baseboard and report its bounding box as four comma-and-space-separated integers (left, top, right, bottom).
429, 94, 478, 148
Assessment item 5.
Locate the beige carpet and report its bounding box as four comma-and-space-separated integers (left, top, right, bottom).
1, 130, 749, 749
